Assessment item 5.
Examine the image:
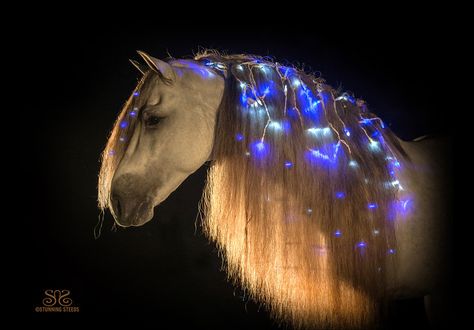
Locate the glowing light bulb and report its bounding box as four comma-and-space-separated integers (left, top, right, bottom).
292, 78, 301, 88
250, 140, 269, 159
269, 121, 283, 131
235, 133, 244, 141
334, 230, 342, 237
284, 161, 293, 168
357, 241, 367, 248
133, 91, 140, 97
307, 127, 331, 137
120, 121, 128, 129
335, 192, 345, 199
348, 160, 358, 168
262, 86, 270, 96
368, 203, 377, 209
369, 140, 380, 152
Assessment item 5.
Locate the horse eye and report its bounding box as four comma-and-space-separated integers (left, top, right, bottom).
145, 115, 162, 127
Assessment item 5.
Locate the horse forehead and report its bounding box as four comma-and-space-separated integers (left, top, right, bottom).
138, 76, 173, 104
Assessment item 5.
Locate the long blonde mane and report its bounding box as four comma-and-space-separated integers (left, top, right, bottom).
197, 52, 408, 329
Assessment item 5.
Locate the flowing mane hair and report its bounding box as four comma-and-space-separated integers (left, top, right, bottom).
98, 51, 409, 329
197, 52, 408, 329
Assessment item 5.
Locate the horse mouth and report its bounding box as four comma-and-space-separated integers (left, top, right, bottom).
112, 200, 154, 227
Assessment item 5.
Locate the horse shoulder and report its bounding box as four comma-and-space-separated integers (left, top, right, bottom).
388, 137, 452, 299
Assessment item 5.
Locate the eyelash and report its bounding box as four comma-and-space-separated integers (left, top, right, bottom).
145, 115, 162, 127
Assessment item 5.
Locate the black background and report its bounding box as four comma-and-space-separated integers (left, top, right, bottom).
30, 12, 453, 329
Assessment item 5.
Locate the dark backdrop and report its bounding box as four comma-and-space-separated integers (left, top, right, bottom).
30, 15, 452, 329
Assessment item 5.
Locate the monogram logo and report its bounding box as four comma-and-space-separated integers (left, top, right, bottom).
34, 289, 80, 313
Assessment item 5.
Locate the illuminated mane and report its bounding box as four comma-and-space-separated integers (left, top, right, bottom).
197, 52, 408, 329
98, 51, 410, 329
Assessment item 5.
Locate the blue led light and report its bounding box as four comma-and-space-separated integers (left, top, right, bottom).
250, 140, 270, 159
108, 150, 115, 156
360, 117, 385, 128
357, 241, 367, 248
368, 203, 377, 209
130, 111, 137, 117
120, 121, 128, 129
240, 93, 248, 106
388, 248, 396, 254
284, 161, 293, 168
133, 91, 140, 97
176, 60, 215, 79
262, 86, 271, 96
335, 192, 345, 199
334, 230, 342, 237
281, 120, 291, 133
344, 128, 351, 137
235, 133, 244, 141
360, 118, 371, 125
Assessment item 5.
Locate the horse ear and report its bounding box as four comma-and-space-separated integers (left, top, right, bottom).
129, 59, 148, 75
136, 50, 175, 80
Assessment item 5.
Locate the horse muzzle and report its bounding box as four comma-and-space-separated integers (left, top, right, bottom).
110, 174, 155, 227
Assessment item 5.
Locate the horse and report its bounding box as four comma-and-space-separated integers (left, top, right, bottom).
98, 50, 451, 329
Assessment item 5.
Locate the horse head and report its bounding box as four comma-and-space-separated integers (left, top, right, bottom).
100, 51, 224, 227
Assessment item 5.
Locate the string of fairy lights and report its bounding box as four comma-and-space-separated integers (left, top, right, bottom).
203, 58, 411, 255
205, 59, 403, 175
113, 57, 412, 254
